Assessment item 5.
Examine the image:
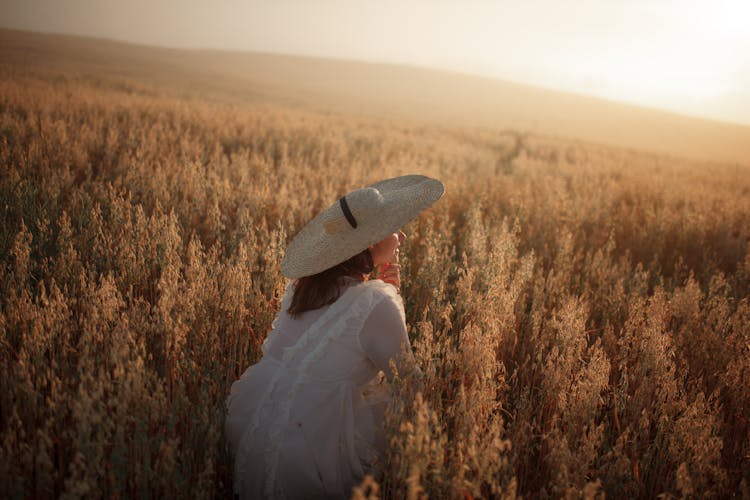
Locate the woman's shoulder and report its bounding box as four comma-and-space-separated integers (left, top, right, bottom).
331, 279, 401, 312
336, 280, 406, 342
352, 280, 404, 318
356, 278, 400, 299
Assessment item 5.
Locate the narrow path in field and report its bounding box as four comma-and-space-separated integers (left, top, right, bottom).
495, 131, 525, 175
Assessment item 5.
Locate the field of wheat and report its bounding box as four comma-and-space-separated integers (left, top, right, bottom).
1, 64, 749, 499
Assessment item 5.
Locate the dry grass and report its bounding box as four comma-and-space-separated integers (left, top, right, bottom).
1, 66, 749, 498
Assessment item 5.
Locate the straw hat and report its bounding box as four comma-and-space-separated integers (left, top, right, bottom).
281, 175, 445, 279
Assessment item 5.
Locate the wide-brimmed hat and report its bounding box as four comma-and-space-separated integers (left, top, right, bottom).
281, 174, 445, 279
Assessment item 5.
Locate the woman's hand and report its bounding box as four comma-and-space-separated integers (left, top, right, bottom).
377, 262, 401, 292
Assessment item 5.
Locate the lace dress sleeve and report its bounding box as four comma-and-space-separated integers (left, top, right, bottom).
358, 290, 414, 380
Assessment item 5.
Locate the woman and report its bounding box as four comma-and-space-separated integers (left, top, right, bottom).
225, 175, 444, 499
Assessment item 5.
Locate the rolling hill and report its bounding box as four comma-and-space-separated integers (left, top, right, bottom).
1, 27, 748, 165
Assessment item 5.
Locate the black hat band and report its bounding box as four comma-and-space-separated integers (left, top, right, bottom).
338, 196, 358, 229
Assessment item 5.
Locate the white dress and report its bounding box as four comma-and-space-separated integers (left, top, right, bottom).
225, 278, 410, 499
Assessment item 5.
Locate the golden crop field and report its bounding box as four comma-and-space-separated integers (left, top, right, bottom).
1, 35, 750, 498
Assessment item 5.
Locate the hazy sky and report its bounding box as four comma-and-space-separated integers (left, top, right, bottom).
2, 0, 749, 125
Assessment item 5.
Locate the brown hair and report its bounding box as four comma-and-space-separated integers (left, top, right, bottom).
287, 249, 374, 317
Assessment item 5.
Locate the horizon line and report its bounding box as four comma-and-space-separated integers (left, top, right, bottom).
2, 25, 749, 129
